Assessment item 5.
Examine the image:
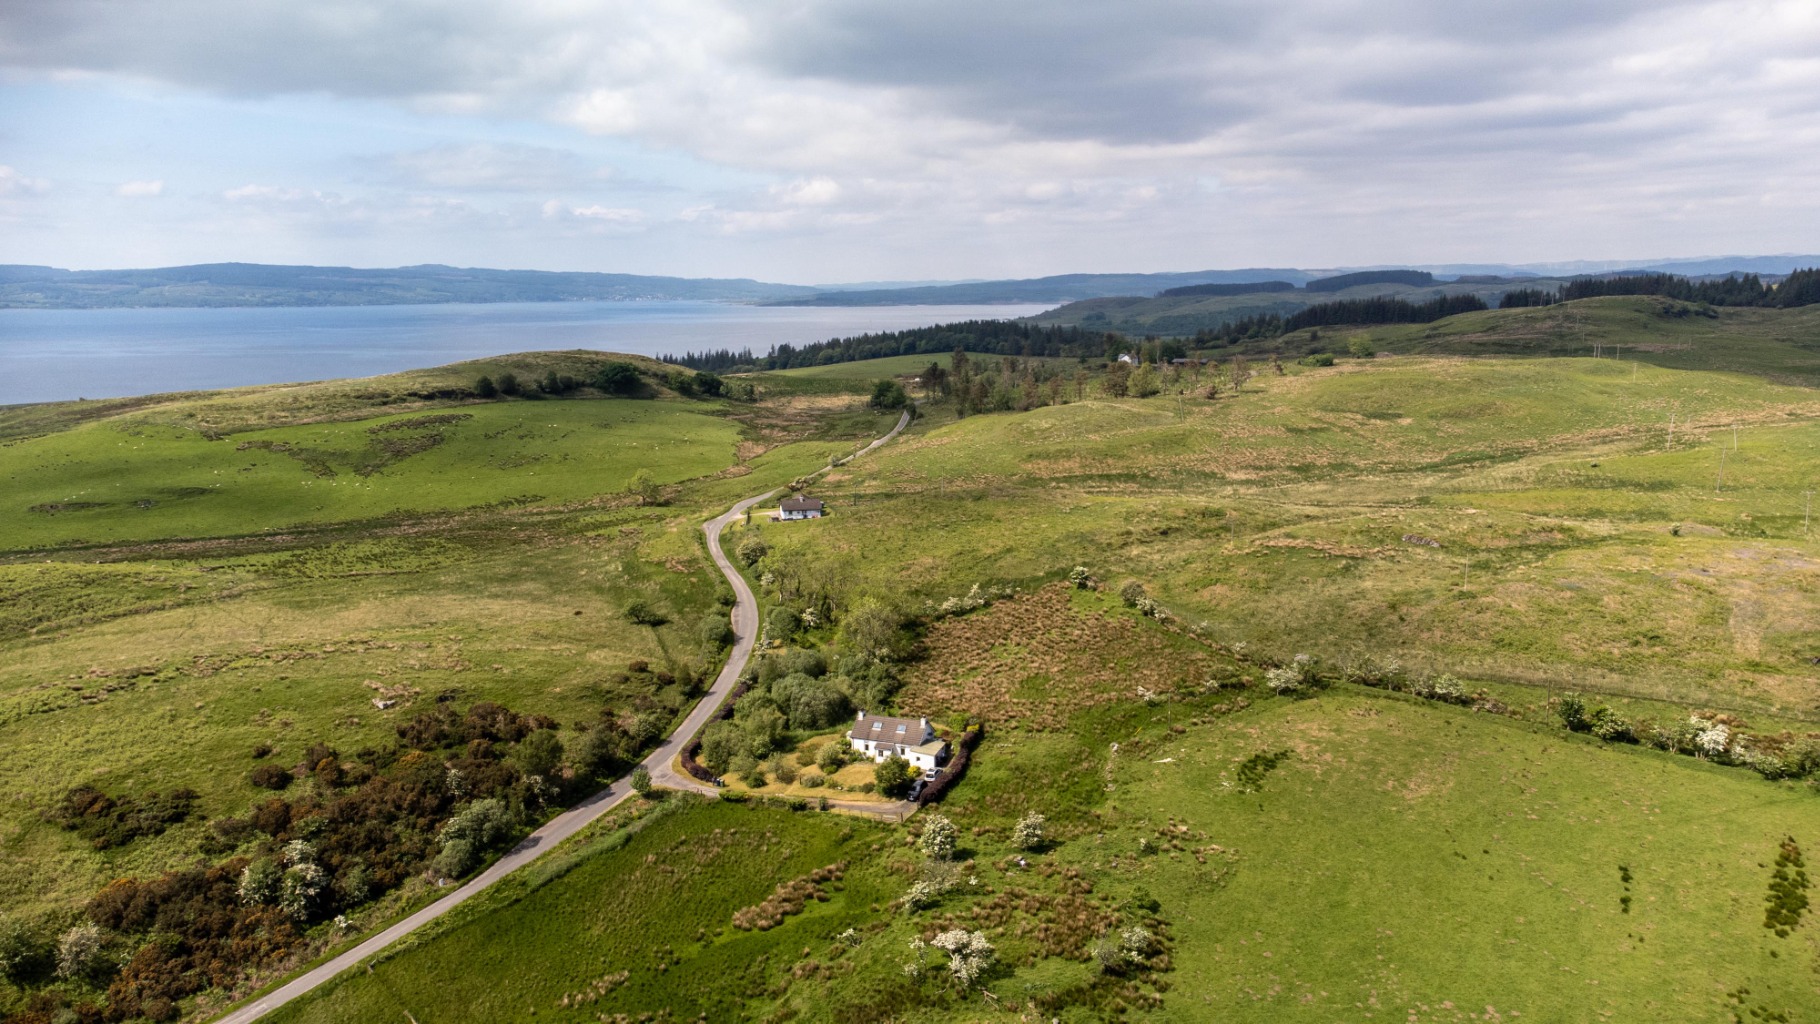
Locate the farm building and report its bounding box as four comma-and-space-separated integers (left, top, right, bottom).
778, 494, 824, 520
846, 712, 948, 772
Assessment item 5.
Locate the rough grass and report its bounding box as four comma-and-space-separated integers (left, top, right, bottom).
900, 585, 1242, 729
0, 399, 741, 551
758, 354, 1820, 717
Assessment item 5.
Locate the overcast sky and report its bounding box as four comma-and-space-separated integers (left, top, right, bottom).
1, 0, 1816, 282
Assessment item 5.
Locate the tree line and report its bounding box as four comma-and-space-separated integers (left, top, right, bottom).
661, 321, 1121, 373
1503, 269, 1820, 308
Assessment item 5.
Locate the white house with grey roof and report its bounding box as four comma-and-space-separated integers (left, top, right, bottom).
846, 711, 948, 773
778, 494, 824, 520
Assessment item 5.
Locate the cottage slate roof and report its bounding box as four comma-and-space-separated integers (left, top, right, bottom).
848, 713, 929, 745
781, 495, 824, 513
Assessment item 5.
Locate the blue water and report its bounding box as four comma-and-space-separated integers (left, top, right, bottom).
0, 301, 1055, 406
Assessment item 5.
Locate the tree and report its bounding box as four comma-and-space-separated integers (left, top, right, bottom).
1129, 364, 1161, 398
874, 755, 914, 797
699, 720, 744, 773
764, 605, 800, 644
513, 730, 564, 780
735, 535, 768, 567
1347, 337, 1376, 358
625, 600, 668, 626
918, 813, 957, 859
870, 378, 910, 410
1012, 812, 1046, 850
740, 706, 787, 759
594, 361, 642, 395
630, 766, 653, 797
474, 375, 498, 398
1229, 355, 1252, 391
840, 596, 907, 661
1102, 362, 1131, 397
693, 371, 724, 396
625, 468, 660, 506
496, 371, 521, 396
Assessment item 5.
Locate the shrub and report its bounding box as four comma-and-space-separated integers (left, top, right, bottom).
1068, 566, 1095, 589
930, 929, 995, 987
279, 862, 327, 922
0, 918, 46, 983
699, 612, 735, 650
238, 859, 282, 906
54, 923, 104, 981
594, 361, 642, 394
496, 372, 521, 396
817, 740, 852, 773
1118, 580, 1147, 607
630, 766, 652, 796
770, 757, 799, 785
736, 535, 769, 567
875, 756, 914, 798
1557, 693, 1590, 731
435, 799, 514, 877
1012, 812, 1046, 851
249, 764, 292, 790
1347, 337, 1376, 358
513, 729, 564, 780
1298, 353, 1336, 367
918, 814, 957, 859
1265, 654, 1315, 695
1589, 706, 1634, 742
474, 375, 498, 398
52, 786, 199, 850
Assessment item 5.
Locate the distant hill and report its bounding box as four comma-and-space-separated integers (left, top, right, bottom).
762, 269, 1316, 306
0, 263, 819, 309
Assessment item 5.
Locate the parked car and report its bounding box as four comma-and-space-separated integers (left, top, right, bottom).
907, 779, 926, 801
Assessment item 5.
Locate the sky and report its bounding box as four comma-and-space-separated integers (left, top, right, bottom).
1, 0, 1817, 283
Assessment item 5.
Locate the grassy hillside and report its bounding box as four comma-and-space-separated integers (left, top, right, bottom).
749, 353, 1820, 715
0, 354, 899, 1018
273, 588, 1820, 1023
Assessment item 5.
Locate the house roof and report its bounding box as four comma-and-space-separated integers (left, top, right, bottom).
781, 495, 824, 512
848, 713, 929, 745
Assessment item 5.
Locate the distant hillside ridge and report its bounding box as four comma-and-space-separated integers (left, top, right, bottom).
1157, 281, 1298, 298
763, 269, 1316, 306
0, 262, 819, 309
1305, 269, 1437, 292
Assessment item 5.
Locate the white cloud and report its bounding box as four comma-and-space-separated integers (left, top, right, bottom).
0, 166, 50, 195
115, 179, 164, 197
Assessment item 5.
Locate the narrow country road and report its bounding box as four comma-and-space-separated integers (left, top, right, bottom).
212, 407, 912, 1024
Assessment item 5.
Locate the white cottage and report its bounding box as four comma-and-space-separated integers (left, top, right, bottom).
846, 711, 948, 773
779, 494, 825, 520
